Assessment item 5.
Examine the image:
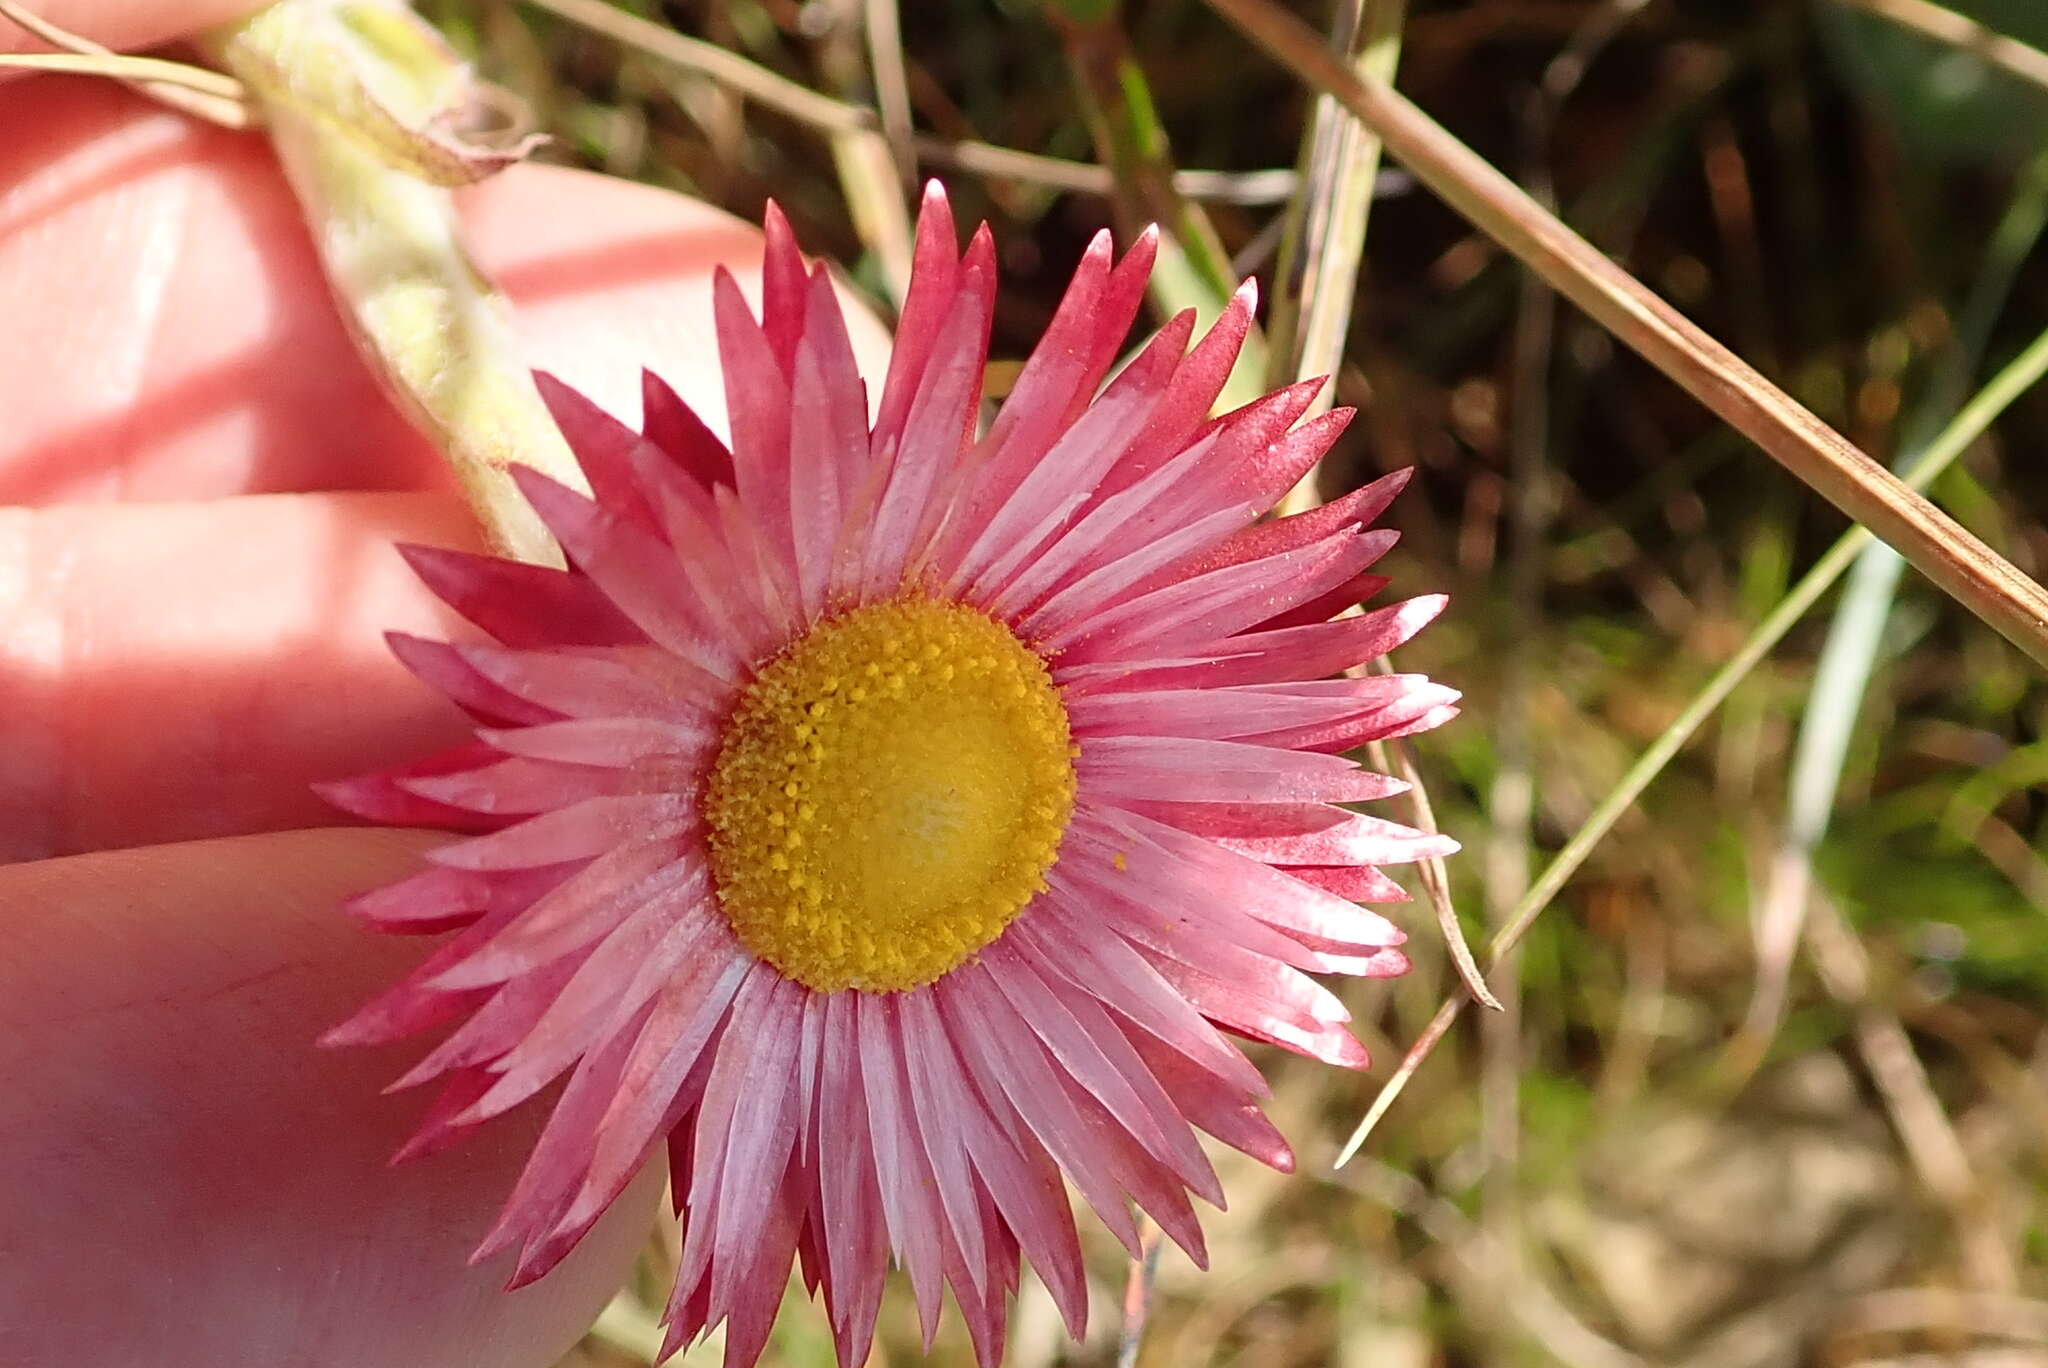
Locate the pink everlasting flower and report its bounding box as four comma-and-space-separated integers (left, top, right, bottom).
324, 184, 1458, 1367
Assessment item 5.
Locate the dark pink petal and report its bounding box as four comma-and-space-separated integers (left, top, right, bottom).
554, 955, 757, 1253
1075, 594, 1447, 692
396, 542, 644, 648
759, 200, 809, 374
862, 245, 993, 596
1105, 278, 1258, 494
1007, 911, 1267, 1099
913, 1001, 1088, 1337
1254, 568, 1393, 632
626, 442, 782, 662
1011, 381, 1324, 607
389, 947, 594, 1092
534, 370, 661, 536
338, 862, 507, 933
873, 182, 962, 451
938, 971, 1145, 1258
388, 1067, 499, 1163
640, 368, 736, 490
713, 266, 798, 571
787, 270, 866, 615
315, 739, 507, 831
484, 893, 730, 1100
1241, 682, 1463, 753
1126, 1028, 1294, 1172
898, 992, 991, 1297
1066, 676, 1428, 744
1047, 528, 1378, 659
1107, 808, 1413, 948
509, 467, 741, 676
949, 311, 1198, 597
430, 838, 699, 990
814, 993, 888, 1363
471, 995, 656, 1271
475, 715, 712, 768
1282, 863, 1412, 903
1196, 467, 1413, 573
981, 941, 1220, 1203
386, 631, 558, 726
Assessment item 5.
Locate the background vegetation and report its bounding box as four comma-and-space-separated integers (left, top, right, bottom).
413, 0, 2048, 1362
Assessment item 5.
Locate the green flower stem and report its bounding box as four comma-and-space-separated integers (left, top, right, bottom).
209, 0, 584, 566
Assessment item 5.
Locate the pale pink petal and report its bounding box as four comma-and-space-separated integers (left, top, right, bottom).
475, 715, 712, 768
1079, 735, 1401, 805
787, 270, 866, 616
452, 639, 724, 720
430, 838, 701, 990
426, 794, 689, 871
855, 992, 947, 1335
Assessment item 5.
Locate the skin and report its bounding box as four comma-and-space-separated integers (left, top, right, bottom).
0, 6, 892, 1360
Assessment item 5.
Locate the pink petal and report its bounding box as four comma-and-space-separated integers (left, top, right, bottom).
949, 311, 1198, 597
787, 271, 866, 616
980, 940, 1220, 1203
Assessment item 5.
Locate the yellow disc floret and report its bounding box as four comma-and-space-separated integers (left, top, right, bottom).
704, 598, 1077, 993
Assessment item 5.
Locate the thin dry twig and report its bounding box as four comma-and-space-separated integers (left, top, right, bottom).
1830, 0, 2048, 93
1266, 0, 1408, 445
861, 0, 914, 186
1367, 727, 1500, 1011
1204, 0, 2048, 669
1805, 892, 2018, 1293
1334, 322, 2048, 1165
524, 0, 1298, 204
1117, 1219, 1165, 1368
0, 0, 257, 125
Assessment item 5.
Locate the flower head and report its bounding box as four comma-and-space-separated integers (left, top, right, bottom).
323, 185, 1458, 1367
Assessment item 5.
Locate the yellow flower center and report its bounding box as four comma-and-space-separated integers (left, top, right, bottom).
703, 598, 1076, 993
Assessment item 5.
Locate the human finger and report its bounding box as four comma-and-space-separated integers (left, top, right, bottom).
0, 78, 885, 502
0, 827, 663, 1368
0, 491, 476, 861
